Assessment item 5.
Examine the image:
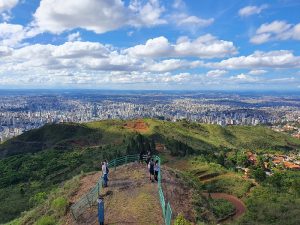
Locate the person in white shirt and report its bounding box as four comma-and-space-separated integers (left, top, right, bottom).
102, 162, 108, 187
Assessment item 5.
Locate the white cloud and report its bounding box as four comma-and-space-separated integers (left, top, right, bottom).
230, 73, 259, 82
206, 69, 227, 78
33, 0, 166, 34
0, 45, 12, 56
0, 23, 39, 47
211, 50, 300, 69
250, 33, 271, 44
169, 0, 213, 32
171, 13, 214, 30
129, 0, 167, 27
238, 4, 268, 17
256, 20, 291, 34
249, 69, 267, 75
126, 34, 237, 58
251, 20, 300, 44
146, 59, 203, 72
172, 0, 185, 9
0, 0, 19, 13
1, 40, 207, 74
67, 32, 81, 42
126, 36, 172, 57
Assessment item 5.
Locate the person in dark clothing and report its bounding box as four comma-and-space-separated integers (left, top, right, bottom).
148, 159, 155, 181
139, 151, 144, 163
154, 160, 160, 182
145, 150, 151, 165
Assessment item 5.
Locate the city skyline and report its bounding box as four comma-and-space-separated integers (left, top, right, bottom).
0, 0, 300, 90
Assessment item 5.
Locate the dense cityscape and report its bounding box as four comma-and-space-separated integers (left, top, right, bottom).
1, 90, 300, 142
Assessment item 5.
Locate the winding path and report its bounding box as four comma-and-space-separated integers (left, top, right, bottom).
203, 192, 246, 222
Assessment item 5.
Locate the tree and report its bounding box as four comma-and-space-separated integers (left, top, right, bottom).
236, 152, 248, 167
252, 167, 266, 182
268, 172, 284, 190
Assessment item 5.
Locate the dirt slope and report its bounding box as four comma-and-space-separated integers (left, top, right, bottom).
65, 163, 164, 225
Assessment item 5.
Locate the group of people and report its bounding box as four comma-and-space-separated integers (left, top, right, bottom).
140, 151, 160, 182
101, 152, 160, 186
148, 158, 160, 182
101, 160, 109, 187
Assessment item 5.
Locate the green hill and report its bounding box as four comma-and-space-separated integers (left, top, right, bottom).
0, 119, 300, 224
1, 119, 299, 159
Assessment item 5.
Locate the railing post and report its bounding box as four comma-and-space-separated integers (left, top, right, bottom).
114, 159, 116, 171
71, 208, 77, 221
125, 155, 128, 164
86, 194, 92, 207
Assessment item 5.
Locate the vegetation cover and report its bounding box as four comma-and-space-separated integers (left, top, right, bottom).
0, 119, 299, 224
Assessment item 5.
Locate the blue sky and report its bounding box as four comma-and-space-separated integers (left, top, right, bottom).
0, 0, 300, 90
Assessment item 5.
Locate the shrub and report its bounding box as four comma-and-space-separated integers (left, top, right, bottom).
51, 197, 68, 216
210, 199, 235, 220
29, 192, 47, 206
174, 214, 192, 225
34, 216, 56, 225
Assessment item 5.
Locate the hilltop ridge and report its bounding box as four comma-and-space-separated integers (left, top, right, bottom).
1, 119, 299, 159
1, 119, 300, 224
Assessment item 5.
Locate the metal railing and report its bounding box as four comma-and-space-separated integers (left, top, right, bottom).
154, 155, 173, 225
70, 154, 173, 225
70, 154, 139, 220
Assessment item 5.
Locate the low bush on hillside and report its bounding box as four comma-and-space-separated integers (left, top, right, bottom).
51, 197, 68, 216
34, 216, 55, 225
174, 214, 192, 225
210, 199, 235, 220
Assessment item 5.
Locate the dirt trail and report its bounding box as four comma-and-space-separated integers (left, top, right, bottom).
203, 192, 246, 222
65, 163, 164, 225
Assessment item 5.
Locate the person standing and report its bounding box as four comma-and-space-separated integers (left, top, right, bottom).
139, 151, 144, 164
148, 159, 155, 182
102, 162, 108, 187
145, 150, 151, 165
104, 160, 109, 180
154, 160, 160, 182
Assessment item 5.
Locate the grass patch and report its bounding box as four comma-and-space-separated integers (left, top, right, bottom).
210, 199, 235, 220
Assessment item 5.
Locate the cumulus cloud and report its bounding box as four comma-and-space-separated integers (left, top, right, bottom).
146, 59, 203, 72
251, 20, 300, 44
67, 32, 81, 42
0, 45, 12, 56
0, 23, 39, 47
0, 0, 19, 12
126, 34, 237, 58
0, 0, 19, 22
1, 40, 203, 74
238, 4, 268, 17
210, 50, 300, 69
33, 0, 166, 34
206, 69, 227, 78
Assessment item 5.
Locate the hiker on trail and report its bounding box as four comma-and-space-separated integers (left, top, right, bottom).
145, 150, 151, 165
148, 158, 155, 181
104, 160, 109, 179
102, 162, 108, 187
154, 160, 160, 182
